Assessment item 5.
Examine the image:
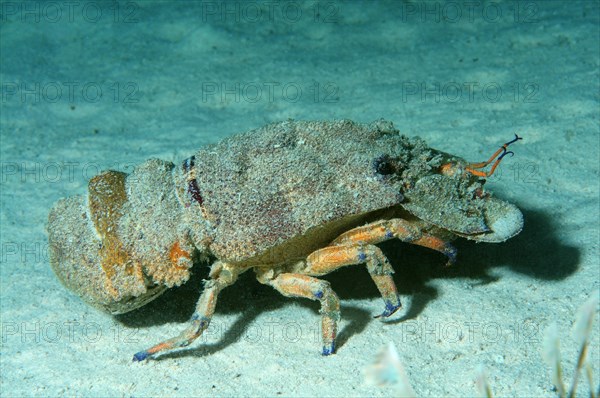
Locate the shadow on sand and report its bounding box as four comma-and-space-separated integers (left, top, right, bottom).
117, 205, 580, 358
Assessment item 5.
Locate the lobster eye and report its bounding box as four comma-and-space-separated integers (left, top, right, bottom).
373, 155, 395, 175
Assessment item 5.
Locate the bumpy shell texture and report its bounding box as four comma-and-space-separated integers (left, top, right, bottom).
186, 120, 423, 262
47, 119, 523, 313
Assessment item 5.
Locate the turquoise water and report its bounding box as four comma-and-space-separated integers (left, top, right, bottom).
1, 1, 598, 396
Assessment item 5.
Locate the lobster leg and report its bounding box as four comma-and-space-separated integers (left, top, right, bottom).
133, 261, 240, 361
302, 218, 456, 319
256, 271, 340, 356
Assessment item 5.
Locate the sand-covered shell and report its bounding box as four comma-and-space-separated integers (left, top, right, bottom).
48, 159, 195, 314
47, 119, 523, 314
176, 120, 437, 264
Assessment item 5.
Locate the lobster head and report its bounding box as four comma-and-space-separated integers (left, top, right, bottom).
399, 135, 524, 243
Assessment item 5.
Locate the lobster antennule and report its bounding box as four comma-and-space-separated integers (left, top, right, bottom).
463, 134, 523, 177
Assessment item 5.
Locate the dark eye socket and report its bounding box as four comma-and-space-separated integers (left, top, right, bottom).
373, 155, 395, 175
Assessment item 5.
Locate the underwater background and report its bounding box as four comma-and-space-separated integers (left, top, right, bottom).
1, 1, 599, 396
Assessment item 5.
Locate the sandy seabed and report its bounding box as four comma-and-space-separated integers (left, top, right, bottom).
1, 1, 599, 397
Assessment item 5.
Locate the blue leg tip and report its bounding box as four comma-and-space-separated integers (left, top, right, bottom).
133, 351, 149, 362
322, 342, 335, 356
375, 299, 401, 318
445, 244, 458, 266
